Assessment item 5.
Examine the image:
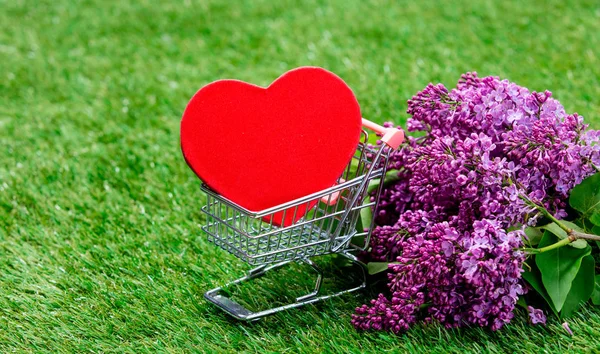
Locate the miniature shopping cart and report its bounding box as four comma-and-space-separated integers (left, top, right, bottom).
201, 119, 404, 320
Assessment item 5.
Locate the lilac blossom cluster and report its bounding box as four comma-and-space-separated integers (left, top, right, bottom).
353, 73, 600, 333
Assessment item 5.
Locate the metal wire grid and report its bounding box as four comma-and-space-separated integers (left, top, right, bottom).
200, 132, 390, 266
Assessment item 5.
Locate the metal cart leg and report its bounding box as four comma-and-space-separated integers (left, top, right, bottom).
295, 258, 323, 302
204, 252, 367, 321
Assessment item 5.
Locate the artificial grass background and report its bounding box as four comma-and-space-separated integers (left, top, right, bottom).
1, 0, 600, 352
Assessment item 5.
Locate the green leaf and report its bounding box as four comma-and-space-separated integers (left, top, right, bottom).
524, 226, 543, 246
579, 218, 598, 234
592, 214, 600, 227
539, 222, 566, 238
516, 296, 528, 310
591, 275, 600, 306
535, 231, 592, 312
592, 225, 600, 236
358, 204, 372, 232
539, 221, 587, 249
367, 170, 401, 194
366, 178, 381, 195
522, 260, 557, 316
367, 262, 397, 275
357, 170, 401, 235
569, 172, 600, 222
560, 255, 595, 318
517, 296, 527, 309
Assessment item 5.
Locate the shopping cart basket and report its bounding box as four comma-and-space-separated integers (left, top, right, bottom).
202, 118, 404, 320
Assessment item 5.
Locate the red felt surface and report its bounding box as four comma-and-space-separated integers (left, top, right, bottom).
180, 67, 362, 226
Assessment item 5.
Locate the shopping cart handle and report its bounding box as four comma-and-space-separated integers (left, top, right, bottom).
320, 119, 403, 207
362, 118, 404, 149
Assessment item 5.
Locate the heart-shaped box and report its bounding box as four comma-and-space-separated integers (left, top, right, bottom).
181, 67, 362, 226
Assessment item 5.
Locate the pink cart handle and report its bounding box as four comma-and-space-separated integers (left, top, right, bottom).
361, 118, 404, 149
320, 119, 404, 206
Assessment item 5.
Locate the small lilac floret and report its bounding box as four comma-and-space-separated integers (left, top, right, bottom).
527, 306, 546, 325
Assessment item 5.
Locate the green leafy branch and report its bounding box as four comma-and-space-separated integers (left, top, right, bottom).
522, 172, 600, 319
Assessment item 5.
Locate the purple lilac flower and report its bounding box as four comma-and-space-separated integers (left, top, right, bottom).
354, 72, 600, 333
527, 306, 547, 325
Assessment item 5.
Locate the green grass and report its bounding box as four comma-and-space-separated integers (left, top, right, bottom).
2, 0, 600, 352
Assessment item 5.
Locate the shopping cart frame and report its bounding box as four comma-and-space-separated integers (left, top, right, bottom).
201, 118, 404, 320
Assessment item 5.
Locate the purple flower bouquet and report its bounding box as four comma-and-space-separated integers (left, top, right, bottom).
353, 73, 600, 333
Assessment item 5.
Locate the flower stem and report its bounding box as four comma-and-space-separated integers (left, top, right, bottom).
525, 237, 572, 254
570, 230, 600, 241
524, 230, 600, 254
535, 205, 571, 233
533, 205, 600, 241
520, 197, 600, 253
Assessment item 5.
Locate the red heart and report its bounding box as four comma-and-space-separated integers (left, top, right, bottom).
181, 67, 362, 226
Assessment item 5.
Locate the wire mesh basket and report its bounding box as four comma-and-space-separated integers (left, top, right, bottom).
202, 119, 403, 320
